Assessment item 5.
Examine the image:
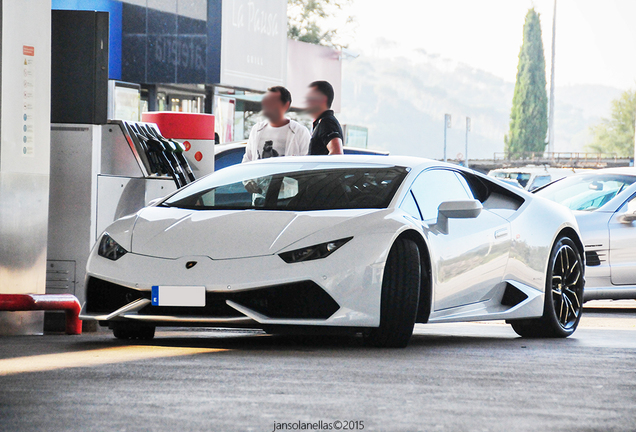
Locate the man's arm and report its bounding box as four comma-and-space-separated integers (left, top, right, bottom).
242, 124, 261, 193
327, 137, 344, 155
242, 142, 254, 163
242, 124, 259, 163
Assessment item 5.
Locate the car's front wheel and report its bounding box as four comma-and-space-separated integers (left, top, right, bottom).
364, 238, 421, 348
112, 322, 156, 340
510, 236, 584, 338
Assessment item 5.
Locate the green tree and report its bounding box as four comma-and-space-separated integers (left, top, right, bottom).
287, 0, 352, 48
587, 89, 636, 157
505, 9, 548, 158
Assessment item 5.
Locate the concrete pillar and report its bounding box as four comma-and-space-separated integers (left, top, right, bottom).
0, 0, 52, 335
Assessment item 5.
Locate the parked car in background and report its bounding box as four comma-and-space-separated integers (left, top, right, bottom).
535, 168, 636, 301
489, 166, 581, 191
214, 141, 389, 171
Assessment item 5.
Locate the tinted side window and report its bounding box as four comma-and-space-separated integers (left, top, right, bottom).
411, 170, 472, 220
400, 190, 421, 220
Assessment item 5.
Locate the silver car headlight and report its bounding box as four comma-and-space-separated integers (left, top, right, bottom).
97, 233, 128, 261
279, 237, 352, 264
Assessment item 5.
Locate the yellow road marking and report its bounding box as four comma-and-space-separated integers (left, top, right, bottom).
0, 345, 227, 376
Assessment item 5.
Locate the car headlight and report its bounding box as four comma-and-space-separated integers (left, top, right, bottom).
97, 233, 128, 261
279, 237, 352, 264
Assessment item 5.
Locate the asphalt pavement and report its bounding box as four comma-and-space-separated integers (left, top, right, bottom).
1, 301, 635, 432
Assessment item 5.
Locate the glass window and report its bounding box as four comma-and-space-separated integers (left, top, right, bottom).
400, 191, 421, 220
620, 194, 636, 214
215, 148, 246, 170
163, 164, 408, 211
536, 174, 636, 211
411, 170, 473, 221
493, 171, 531, 188
279, 177, 299, 200
198, 180, 256, 208
455, 172, 476, 198
529, 175, 551, 191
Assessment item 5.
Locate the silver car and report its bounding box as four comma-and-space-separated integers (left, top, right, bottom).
535, 168, 636, 300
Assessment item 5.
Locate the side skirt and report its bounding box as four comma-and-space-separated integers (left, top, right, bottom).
427, 280, 544, 324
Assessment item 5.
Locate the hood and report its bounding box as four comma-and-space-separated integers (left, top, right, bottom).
131, 207, 376, 259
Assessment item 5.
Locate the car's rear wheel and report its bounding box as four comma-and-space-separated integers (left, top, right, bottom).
364, 238, 421, 348
510, 236, 584, 338
112, 322, 156, 340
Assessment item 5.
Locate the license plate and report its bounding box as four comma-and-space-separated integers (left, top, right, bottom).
151, 286, 206, 307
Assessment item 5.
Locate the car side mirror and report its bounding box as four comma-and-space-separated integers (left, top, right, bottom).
435, 200, 483, 234
619, 211, 636, 224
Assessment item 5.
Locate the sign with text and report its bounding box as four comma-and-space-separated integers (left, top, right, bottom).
121, 3, 208, 84
147, 35, 207, 83
220, 0, 287, 91
22, 45, 35, 157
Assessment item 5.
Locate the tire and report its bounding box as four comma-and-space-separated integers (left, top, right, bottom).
112, 322, 156, 340
510, 236, 584, 338
364, 238, 421, 348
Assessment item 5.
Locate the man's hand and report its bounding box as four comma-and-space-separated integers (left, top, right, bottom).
327, 137, 344, 155
244, 180, 262, 194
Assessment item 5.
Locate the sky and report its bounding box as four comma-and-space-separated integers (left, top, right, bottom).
331, 0, 636, 90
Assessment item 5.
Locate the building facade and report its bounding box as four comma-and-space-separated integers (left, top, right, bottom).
51, 0, 319, 143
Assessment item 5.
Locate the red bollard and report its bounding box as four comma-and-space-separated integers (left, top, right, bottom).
0, 293, 82, 335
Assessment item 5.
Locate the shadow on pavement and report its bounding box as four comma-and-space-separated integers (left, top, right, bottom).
61, 327, 576, 355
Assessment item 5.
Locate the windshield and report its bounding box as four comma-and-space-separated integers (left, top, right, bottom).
536, 174, 636, 211
163, 163, 408, 211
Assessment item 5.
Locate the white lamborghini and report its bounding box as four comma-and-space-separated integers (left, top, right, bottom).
80, 156, 585, 347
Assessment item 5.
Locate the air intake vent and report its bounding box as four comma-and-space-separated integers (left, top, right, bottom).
585, 251, 604, 267
231, 281, 340, 319
501, 283, 528, 307
86, 277, 340, 320
86, 277, 148, 313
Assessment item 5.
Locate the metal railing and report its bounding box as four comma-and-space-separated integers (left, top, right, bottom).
0, 294, 82, 335
492, 151, 620, 164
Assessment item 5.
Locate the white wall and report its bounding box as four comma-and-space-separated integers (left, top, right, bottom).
0, 0, 52, 334
1, 1, 51, 177
286, 39, 342, 112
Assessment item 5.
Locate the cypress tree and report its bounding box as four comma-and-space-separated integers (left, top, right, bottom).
505, 9, 549, 158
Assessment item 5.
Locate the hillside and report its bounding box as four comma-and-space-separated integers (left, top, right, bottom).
339, 52, 623, 159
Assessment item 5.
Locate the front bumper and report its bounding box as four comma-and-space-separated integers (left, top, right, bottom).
80, 239, 389, 328
81, 278, 342, 326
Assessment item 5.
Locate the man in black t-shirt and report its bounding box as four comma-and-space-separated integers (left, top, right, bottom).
305, 81, 344, 155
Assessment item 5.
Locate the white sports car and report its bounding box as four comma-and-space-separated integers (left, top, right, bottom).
80, 156, 585, 347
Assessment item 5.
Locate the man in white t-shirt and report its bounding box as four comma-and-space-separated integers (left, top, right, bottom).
242, 86, 310, 195
242, 86, 310, 162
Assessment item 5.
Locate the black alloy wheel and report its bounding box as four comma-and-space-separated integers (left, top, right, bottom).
551, 243, 584, 331
510, 236, 584, 338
